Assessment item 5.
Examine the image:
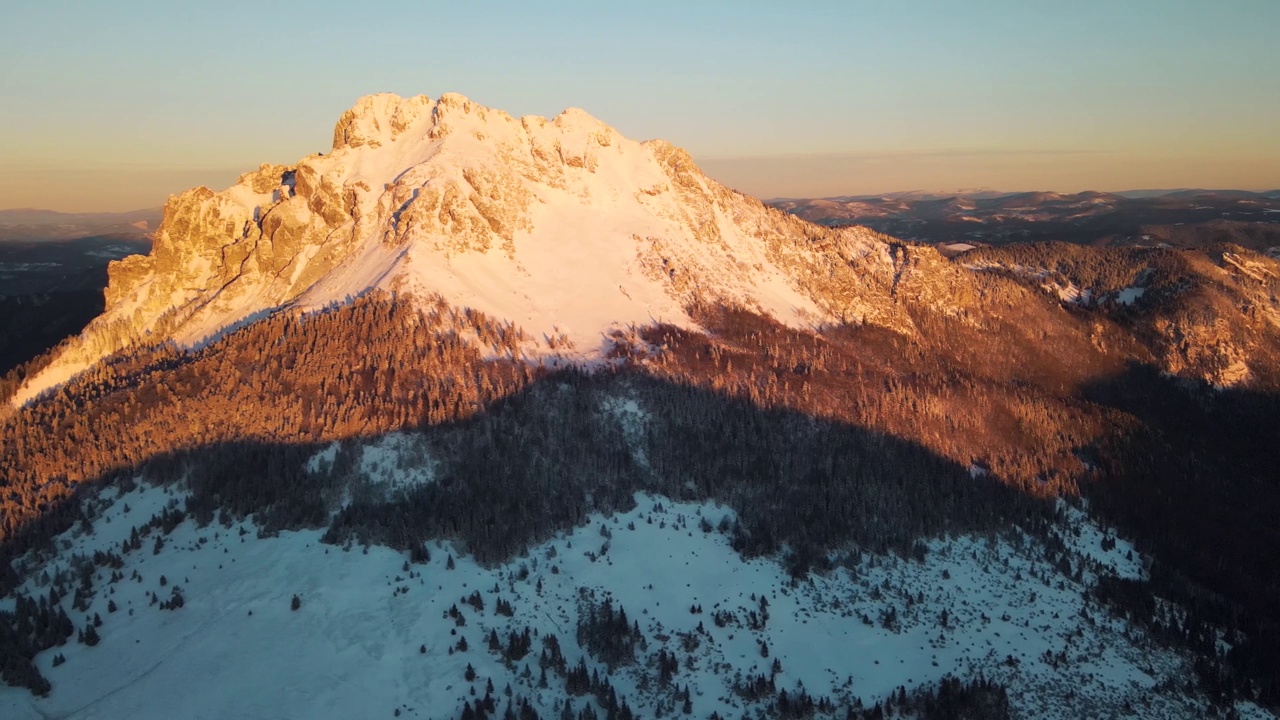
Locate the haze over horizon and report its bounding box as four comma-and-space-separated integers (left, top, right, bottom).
2, 0, 1277, 212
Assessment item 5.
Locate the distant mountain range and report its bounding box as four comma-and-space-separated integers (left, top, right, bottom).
0, 207, 163, 242
1113, 188, 1280, 200
769, 189, 1280, 253
769, 188, 1280, 203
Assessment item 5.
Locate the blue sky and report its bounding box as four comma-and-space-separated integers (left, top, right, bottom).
2, 0, 1277, 210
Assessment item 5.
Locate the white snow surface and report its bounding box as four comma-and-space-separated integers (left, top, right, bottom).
1116, 286, 1146, 305
0, 478, 1265, 720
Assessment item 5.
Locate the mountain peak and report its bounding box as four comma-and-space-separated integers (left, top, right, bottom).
11, 91, 902, 406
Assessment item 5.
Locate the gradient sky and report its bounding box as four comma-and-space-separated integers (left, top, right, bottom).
2, 0, 1278, 211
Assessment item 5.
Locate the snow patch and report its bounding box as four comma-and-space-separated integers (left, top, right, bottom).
1116, 286, 1146, 305
356, 432, 437, 493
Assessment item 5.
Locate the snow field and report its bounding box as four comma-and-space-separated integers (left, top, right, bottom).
2, 475, 1264, 720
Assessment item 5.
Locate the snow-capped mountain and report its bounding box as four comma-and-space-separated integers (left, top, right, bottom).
14, 92, 903, 406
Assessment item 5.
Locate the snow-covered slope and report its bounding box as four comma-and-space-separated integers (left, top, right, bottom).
13, 92, 896, 406
0, 474, 1270, 720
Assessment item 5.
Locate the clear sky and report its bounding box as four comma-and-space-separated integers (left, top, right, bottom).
2, 0, 1277, 211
